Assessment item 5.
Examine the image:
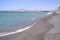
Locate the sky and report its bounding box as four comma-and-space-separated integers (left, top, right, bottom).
0, 0, 60, 10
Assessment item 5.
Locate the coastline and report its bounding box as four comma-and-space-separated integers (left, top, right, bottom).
0, 22, 36, 37
0, 12, 57, 40
0, 9, 50, 12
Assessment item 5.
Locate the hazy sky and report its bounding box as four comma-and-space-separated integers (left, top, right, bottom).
0, 0, 60, 10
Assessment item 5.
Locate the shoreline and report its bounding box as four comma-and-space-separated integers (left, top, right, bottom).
0, 10, 50, 12
0, 12, 56, 40
0, 22, 36, 37
0, 16, 37, 33
0, 12, 51, 37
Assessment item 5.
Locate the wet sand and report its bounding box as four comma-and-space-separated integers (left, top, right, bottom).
0, 13, 57, 40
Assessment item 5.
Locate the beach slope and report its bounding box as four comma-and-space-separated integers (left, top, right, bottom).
0, 12, 57, 40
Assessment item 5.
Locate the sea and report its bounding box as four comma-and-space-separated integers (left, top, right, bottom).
0, 11, 48, 37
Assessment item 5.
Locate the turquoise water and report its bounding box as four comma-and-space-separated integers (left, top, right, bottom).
0, 11, 47, 32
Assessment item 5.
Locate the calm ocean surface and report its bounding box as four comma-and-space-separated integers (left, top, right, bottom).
0, 11, 47, 33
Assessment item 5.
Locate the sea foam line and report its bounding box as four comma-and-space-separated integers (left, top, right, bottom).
41, 12, 53, 18
47, 12, 53, 15
0, 22, 36, 37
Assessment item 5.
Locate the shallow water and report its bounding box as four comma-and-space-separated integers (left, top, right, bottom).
0, 11, 47, 33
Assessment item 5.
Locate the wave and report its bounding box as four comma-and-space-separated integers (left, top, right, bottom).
0, 22, 36, 37
47, 12, 53, 15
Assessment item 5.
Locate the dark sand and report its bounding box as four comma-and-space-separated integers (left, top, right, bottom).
0, 13, 57, 40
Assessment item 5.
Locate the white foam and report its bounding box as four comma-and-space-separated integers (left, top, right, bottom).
32, 18, 36, 21
41, 12, 53, 18
0, 22, 36, 37
47, 12, 53, 15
